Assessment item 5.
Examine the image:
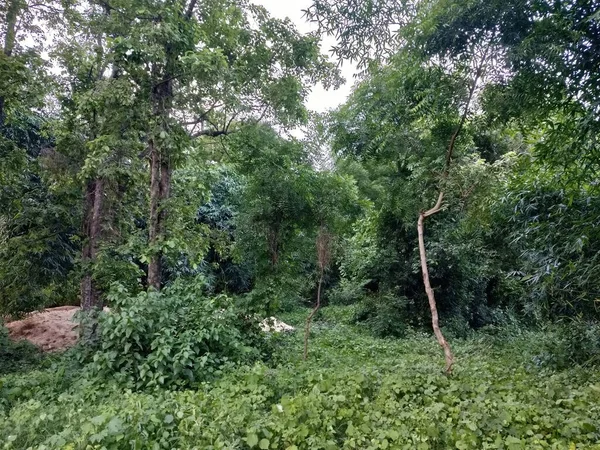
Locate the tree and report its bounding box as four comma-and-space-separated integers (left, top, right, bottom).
0, 0, 78, 317
52, 1, 148, 310
229, 125, 316, 313
303, 171, 357, 359
95, 0, 339, 290
309, 0, 506, 372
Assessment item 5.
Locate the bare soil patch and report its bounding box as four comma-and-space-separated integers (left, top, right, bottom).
6, 306, 80, 352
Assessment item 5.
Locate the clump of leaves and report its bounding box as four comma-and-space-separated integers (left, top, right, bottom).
353, 294, 410, 338
0, 324, 44, 375
535, 319, 600, 369
79, 278, 266, 389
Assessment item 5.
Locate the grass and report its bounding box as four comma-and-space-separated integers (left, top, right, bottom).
1, 306, 600, 449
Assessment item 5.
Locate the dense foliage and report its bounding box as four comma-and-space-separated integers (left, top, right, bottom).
2, 309, 600, 449
78, 278, 267, 389
2, 0, 600, 447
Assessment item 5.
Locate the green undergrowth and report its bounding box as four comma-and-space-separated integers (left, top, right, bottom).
2, 306, 600, 449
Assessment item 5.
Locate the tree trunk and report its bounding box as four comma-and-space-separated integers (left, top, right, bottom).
417, 193, 453, 373
147, 141, 162, 290
146, 1, 198, 290
147, 148, 172, 290
267, 226, 280, 268
146, 61, 174, 290
414, 43, 492, 373
0, 0, 20, 128
81, 178, 105, 310
304, 226, 330, 360
304, 270, 323, 360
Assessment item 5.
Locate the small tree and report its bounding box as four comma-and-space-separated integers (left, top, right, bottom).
307, 0, 506, 373
304, 224, 332, 360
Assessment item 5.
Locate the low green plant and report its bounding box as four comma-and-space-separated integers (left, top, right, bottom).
78, 278, 266, 390
535, 319, 600, 369
352, 295, 410, 338
0, 324, 44, 375
2, 307, 600, 449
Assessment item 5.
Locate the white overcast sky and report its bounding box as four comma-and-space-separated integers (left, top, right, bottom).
256, 0, 357, 113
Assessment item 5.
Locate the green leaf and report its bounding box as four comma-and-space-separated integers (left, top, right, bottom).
247, 433, 259, 447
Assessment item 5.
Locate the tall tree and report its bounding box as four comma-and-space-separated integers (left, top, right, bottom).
52, 1, 148, 310
96, 0, 339, 290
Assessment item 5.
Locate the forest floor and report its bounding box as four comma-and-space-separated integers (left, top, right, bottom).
2, 306, 600, 448
5, 306, 80, 351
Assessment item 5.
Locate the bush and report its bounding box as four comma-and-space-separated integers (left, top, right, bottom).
327, 278, 369, 305
2, 319, 600, 449
79, 278, 267, 389
0, 324, 43, 375
353, 294, 410, 338
536, 319, 600, 369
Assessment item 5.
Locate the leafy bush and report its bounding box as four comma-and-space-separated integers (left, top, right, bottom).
536, 319, 600, 369
441, 315, 473, 339
79, 279, 266, 389
327, 278, 369, 305
244, 272, 311, 314
353, 295, 410, 338
0, 324, 43, 375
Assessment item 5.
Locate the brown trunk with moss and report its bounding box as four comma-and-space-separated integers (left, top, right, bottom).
0, 0, 20, 127
81, 178, 105, 310
147, 68, 173, 290
146, 0, 198, 290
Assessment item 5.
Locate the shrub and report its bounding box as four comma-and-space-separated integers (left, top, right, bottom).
327, 278, 369, 305
353, 294, 410, 338
79, 278, 266, 389
2, 319, 600, 449
536, 319, 600, 369
0, 324, 43, 375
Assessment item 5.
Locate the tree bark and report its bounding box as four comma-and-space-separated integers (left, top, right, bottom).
146, 60, 174, 289
147, 1, 198, 290
147, 140, 162, 290
417, 192, 453, 373
0, 0, 20, 128
147, 145, 172, 290
81, 178, 105, 310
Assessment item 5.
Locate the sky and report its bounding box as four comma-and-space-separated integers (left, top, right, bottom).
255, 0, 357, 113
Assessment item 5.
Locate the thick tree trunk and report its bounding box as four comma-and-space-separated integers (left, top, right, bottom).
147, 148, 172, 290
81, 178, 105, 310
146, 1, 198, 290
417, 192, 454, 373
146, 63, 173, 290
0, 0, 20, 128
147, 141, 162, 290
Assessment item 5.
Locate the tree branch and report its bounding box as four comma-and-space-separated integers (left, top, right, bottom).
185, 0, 198, 19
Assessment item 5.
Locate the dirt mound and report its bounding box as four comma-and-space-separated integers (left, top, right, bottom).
6, 306, 80, 352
